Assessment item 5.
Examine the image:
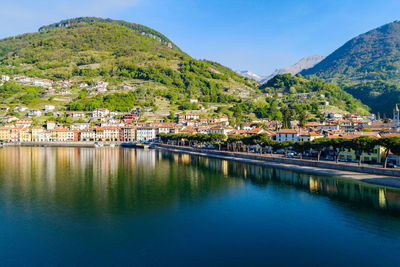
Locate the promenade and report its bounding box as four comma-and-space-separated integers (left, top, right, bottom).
153, 144, 400, 188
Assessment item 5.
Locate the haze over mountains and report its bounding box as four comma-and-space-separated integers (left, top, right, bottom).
237, 55, 325, 83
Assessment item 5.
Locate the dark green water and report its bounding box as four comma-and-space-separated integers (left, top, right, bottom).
0, 147, 400, 266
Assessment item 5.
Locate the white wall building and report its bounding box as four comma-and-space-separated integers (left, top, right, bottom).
276, 129, 299, 142
136, 127, 157, 141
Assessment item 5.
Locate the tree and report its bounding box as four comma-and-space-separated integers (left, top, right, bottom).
298, 110, 309, 128
282, 107, 293, 129
350, 136, 377, 166
282, 140, 295, 158
330, 138, 352, 163
293, 141, 311, 159
271, 140, 284, 154
249, 133, 270, 154
310, 138, 331, 161
378, 137, 400, 168
227, 135, 244, 151
209, 133, 226, 150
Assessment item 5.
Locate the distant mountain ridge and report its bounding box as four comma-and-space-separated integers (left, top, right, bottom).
237, 55, 324, 83
271, 55, 325, 76
235, 70, 267, 82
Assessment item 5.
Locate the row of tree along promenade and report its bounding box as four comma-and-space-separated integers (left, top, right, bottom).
157, 133, 400, 171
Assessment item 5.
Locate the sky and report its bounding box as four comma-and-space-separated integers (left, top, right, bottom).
1, 0, 400, 74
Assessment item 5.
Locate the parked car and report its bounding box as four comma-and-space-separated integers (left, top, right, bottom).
387, 162, 397, 168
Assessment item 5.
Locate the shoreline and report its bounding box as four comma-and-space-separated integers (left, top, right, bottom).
153, 144, 400, 189
3, 143, 400, 188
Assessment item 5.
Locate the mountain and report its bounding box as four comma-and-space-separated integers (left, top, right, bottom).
302, 21, 400, 82
271, 55, 325, 77
259, 55, 325, 83
301, 20, 400, 115
236, 70, 267, 82
0, 17, 257, 112
237, 55, 324, 83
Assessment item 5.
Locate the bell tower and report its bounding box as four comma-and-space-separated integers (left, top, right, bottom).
394, 104, 399, 128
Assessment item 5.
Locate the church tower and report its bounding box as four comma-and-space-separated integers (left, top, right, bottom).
394, 104, 399, 128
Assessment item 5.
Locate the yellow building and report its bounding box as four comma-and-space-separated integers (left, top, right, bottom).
121, 127, 136, 142
340, 145, 385, 163
50, 128, 74, 142
0, 127, 11, 142
20, 129, 32, 142
31, 126, 44, 142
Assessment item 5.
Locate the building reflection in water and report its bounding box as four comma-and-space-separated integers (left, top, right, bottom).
1, 147, 400, 223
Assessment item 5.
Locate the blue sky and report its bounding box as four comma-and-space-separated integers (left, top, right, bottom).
1, 0, 400, 74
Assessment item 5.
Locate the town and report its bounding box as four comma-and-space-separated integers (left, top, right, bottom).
1, 72, 400, 167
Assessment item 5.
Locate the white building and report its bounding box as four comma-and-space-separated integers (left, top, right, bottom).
71, 123, 90, 130
46, 121, 56, 130
44, 105, 55, 112
276, 129, 299, 142
16, 119, 33, 128
136, 127, 157, 141
92, 108, 110, 118
28, 109, 42, 117
208, 125, 234, 136
67, 112, 85, 118
1, 75, 10, 81
13, 106, 28, 112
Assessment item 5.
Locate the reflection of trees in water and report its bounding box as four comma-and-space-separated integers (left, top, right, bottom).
164, 151, 400, 215
174, 153, 400, 236
0, 147, 239, 215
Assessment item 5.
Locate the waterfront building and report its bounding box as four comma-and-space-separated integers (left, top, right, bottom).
20, 128, 32, 142
80, 130, 96, 141
136, 127, 157, 141
50, 128, 74, 142
120, 126, 136, 142
0, 127, 11, 142
32, 126, 45, 142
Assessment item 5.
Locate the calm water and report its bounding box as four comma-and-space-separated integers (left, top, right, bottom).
0, 147, 400, 266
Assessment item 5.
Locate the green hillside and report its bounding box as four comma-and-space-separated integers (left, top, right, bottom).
301, 20, 400, 115
0, 17, 257, 109
260, 74, 369, 114
0, 17, 371, 119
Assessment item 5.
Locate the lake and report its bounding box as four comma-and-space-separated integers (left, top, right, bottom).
0, 146, 400, 266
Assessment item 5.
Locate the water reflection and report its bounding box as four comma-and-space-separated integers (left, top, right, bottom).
0, 147, 243, 216
1, 147, 400, 219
